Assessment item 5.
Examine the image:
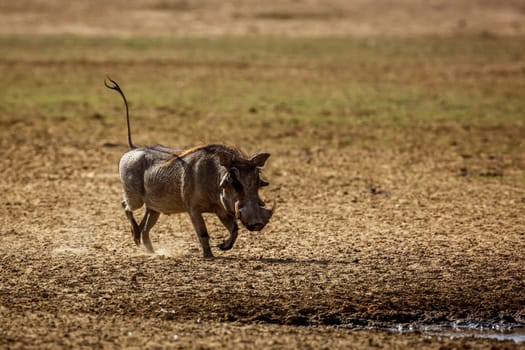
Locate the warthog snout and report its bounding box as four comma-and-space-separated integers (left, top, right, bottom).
236, 200, 273, 232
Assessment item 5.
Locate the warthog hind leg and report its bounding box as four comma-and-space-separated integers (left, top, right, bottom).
141, 208, 160, 253
122, 200, 141, 246
217, 213, 238, 251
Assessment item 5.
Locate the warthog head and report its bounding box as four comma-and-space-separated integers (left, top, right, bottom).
218, 152, 273, 231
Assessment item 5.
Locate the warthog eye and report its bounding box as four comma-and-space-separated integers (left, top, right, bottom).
231, 178, 243, 192
229, 167, 243, 193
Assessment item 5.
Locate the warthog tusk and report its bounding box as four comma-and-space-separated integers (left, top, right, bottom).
269, 200, 277, 216
234, 201, 241, 219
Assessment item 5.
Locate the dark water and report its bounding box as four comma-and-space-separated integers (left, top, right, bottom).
389, 322, 525, 343
426, 329, 525, 343
346, 321, 525, 344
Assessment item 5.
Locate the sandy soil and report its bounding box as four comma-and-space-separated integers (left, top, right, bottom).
1, 1, 525, 348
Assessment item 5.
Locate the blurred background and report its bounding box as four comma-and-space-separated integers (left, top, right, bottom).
0, 0, 524, 38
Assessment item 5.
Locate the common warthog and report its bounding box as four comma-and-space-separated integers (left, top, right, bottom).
105, 77, 273, 258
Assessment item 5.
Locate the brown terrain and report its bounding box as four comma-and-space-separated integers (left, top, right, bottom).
1, 1, 525, 349
1, 0, 525, 38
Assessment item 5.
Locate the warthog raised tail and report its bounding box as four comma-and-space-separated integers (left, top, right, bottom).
105, 77, 273, 258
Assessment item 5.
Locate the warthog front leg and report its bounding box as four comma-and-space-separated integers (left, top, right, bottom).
122, 200, 141, 246
189, 211, 213, 259
140, 208, 160, 253
217, 213, 238, 251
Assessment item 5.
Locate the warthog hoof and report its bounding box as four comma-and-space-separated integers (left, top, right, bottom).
218, 241, 234, 251
132, 232, 140, 246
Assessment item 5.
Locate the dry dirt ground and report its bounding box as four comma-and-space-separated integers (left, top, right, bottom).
1, 1, 525, 349
1, 113, 524, 349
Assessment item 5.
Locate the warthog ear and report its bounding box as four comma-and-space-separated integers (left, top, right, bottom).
250, 153, 271, 167
218, 151, 233, 168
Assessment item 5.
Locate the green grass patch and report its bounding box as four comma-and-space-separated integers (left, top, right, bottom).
0, 35, 524, 127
